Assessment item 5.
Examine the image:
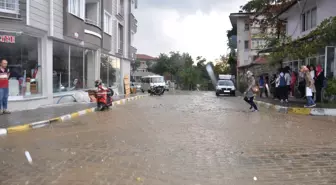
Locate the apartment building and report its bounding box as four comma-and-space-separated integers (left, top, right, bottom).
0, 0, 138, 111
229, 12, 268, 68
278, 0, 336, 77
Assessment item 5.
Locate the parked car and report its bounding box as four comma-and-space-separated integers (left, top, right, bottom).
216, 79, 235, 96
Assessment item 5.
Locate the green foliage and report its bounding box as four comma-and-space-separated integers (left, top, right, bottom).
325, 79, 336, 98
150, 52, 217, 90
214, 57, 230, 76
131, 60, 141, 74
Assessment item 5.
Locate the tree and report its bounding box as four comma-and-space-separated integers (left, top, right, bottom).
240, 0, 295, 47
214, 57, 230, 76
131, 60, 140, 75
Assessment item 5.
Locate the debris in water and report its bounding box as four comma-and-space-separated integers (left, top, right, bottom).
136, 177, 142, 182
25, 151, 33, 164
253, 176, 257, 181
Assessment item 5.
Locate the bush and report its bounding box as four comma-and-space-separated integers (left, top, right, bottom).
325, 78, 336, 102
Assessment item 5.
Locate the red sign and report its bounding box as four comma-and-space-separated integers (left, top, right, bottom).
0, 35, 15, 43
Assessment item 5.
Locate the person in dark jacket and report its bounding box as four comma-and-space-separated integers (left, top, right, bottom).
314, 64, 325, 103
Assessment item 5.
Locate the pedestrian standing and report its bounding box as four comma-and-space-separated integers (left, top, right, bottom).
258, 76, 265, 98
278, 70, 287, 103
314, 64, 325, 103
301, 66, 316, 107
309, 65, 316, 99
290, 71, 297, 97
270, 74, 277, 99
284, 67, 291, 98
243, 71, 258, 112
264, 75, 269, 98
0, 59, 10, 114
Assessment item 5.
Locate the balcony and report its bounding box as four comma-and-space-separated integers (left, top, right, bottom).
0, 0, 20, 19
85, 1, 100, 27
130, 13, 137, 33
129, 46, 137, 60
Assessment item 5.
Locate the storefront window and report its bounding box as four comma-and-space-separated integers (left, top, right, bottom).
0, 33, 41, 97
100, 54, 120, 87
84, 50, 95, 88
53, 41, 69, 93
53, 41, 95, 92
70, 46, 84, 90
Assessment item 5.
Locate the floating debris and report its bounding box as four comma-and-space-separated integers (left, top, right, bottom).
25, 151, 33, 164
253, 176, 257, 181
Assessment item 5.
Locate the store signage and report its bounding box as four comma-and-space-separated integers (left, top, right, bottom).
0, 35, 15, 43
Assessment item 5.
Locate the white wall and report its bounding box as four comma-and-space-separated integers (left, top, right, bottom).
285, 0, 336, 40
236, 17, 250, 66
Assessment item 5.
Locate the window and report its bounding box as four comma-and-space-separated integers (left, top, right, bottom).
301, 7, 317, 32
104, 11, 112, 34
53, 41, 95, 92
244, 40, 249, 50
100, 54, 121, 88
244, 23, 249, 31
0, 0, 19, 14
68, 0, 84, 19
311, 8, 317, 28
0, 33, 41, 98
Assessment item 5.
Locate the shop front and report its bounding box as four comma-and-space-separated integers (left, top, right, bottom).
0, 32, 42, 101
52, 40, 98, 95
100, 54, 121, 95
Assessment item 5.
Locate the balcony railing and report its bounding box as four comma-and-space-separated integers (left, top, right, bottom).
118, 6, 124, 17
129, 46, 137, 59
0, 0, 19, 14
130, 13, 137, 33
85, 18, 100, 27
118, 41, 124, 54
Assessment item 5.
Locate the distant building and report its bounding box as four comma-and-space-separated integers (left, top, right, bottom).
133, 54, 158, 82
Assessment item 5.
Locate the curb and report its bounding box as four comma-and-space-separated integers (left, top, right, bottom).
0, 95, 147, 135
254, 100, 336, 116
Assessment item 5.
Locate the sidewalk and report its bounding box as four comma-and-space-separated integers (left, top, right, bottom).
0, 94, 138, 128
255, 96, 336, 116
256, 96, 336, 108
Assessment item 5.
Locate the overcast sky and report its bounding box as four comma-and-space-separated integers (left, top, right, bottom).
133, 0, 249, 61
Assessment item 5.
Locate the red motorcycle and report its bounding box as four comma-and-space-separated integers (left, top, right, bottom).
95, 80, 114, 111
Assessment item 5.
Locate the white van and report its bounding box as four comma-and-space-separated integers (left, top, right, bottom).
140, 75, 165, 93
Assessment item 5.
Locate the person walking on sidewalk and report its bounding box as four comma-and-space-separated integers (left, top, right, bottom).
243, 71, 258, 112
0, 59, 10, 114
301, 66, 316, 108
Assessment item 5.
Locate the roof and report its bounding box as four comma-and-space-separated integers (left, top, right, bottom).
229, 12, 253, 27
276, 0, 300, 19
136, 54, 157, 60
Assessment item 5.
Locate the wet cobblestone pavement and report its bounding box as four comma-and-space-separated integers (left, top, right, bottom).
1, 91, 336, 185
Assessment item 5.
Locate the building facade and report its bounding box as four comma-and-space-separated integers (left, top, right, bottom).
0, 0, 138, 111
229, 12, 268, 68
132, 54, 157, 82
279, 0, 336, 78
229, 12, 272, 82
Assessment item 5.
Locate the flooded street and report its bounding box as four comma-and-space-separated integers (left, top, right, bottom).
1, 91, 336, 185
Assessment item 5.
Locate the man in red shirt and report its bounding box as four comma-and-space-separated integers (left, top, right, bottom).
0, 59, 10, 114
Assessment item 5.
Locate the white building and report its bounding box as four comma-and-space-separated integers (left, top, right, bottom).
0, 0, 138, 111
229, 12, 268, 68
278, 0, 336, 77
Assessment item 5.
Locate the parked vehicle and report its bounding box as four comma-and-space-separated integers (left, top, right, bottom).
216, 79, 236, 96
95, 80, 114, 111
140, 75, 166, 93
148, 85, 165, 96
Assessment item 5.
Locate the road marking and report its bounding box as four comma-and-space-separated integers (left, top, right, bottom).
7, 124, 30, 133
